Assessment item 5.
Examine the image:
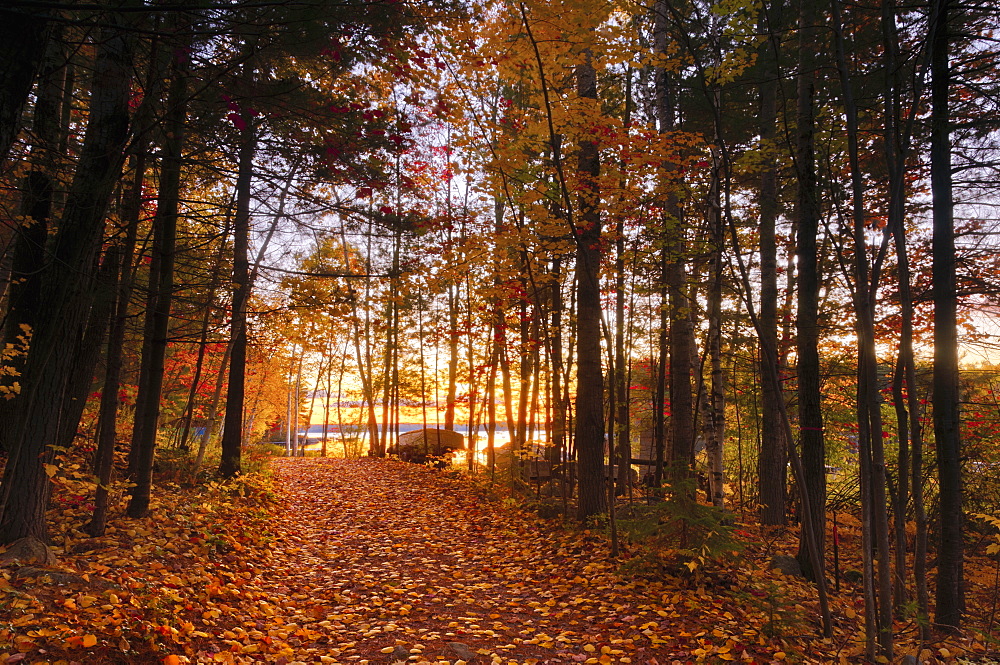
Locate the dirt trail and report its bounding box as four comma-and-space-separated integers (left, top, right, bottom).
1, 456, 978, 663
253, 457, 697, 664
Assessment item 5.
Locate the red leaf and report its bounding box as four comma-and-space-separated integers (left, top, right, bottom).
228, 112, 247, 131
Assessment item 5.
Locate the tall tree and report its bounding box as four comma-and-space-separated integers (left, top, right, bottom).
573, 47, 607, 520
831, 0, 892, 654
930, 0, 963, 631
219, 112, 257, 478
0, 34, 69, 452
757, 1, 787, 526
0, 6, 140, 544
653, 0, 695, 485
793, 0, 826, 581
129, 32, 190, 509
880, 0, 930, 631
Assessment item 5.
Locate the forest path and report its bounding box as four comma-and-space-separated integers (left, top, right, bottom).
252, 457, 700, 664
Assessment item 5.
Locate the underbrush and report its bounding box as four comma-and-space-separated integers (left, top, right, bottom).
616, 480, 742, 578
153, 440, 283, 485
0, 440, 282, 663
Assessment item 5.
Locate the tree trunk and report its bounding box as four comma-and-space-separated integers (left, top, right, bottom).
464, 273, 478, 466
218, 119, 256, 478
56, 234, 117, 452
485, 333, 498, 475
341, 227, 380, 455
517, 290, 532, 452
0, 10, 137, 544
128, 47, 187, 514
930, 0, 963, 631
87, 38, 162, 528
0, 34, 66, 453
0, 8, 50, 164
880, 0, 912, 621
87, 153, 146, 537
177, 289, 217, 453
549, 257, 567, 471
654, 285, 668, 488
653, 0, 694, 486
611, 69, 633, 495
194, 340, 232, 472
757, 3, 787, 525
832, 0, 893, 654
706, 159, 725, 509
574, 50, 606, 521
794, 0, 827, 582
445, 282, 459, 431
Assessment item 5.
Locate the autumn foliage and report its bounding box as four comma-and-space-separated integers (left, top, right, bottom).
2, 456, 996, 664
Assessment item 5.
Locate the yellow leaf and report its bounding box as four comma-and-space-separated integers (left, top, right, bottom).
82, 634, 98, 647
163, 657, 181, 665
845, 607, 857, 619
44, 464, 58, 477
939, 648, 952, 658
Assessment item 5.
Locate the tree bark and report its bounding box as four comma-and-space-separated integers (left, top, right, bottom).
0, 34, 67, 453
757, 3, 787, 526
0, 9, 137, 544
445, 283, 459, 431
0, 8, 51, 164
549, 258, 567, 470
128, 45, 188, 514
794, 0, 827, 582
831, 0, 892, 654
706, 159, 725, 509
87, 154, 146, 537
218, 120, 257, 477
177, 288, 217, 454
574, 50, 607, 520
880, 0, 924, 625
930, 0, 963, 631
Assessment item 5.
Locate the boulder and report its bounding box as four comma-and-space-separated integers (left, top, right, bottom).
768, 554, 804, 578
0, 537, 57, 567
397, 429, 464, 464
448, 641, 477, 662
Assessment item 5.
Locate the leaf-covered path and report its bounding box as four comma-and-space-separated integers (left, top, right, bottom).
13, 455, 964, 664
233, 458, 793, 664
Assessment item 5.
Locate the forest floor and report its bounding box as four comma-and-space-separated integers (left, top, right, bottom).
0, 455, 996, 664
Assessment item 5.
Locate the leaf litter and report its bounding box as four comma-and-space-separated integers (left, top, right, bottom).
0, 457, 990, 664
